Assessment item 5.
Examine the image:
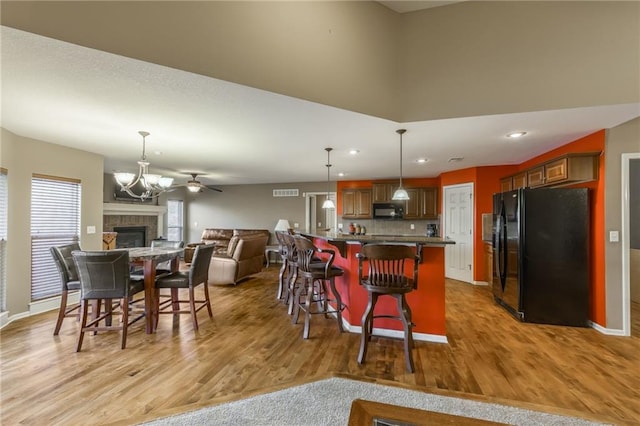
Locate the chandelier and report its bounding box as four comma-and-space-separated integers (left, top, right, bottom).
322, 147, 336, 209
113, 131, 174, 200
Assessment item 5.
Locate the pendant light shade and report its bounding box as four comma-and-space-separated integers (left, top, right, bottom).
392, 129, 410, 201
322, 147, 336, 209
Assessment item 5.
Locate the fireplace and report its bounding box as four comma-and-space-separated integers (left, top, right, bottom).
114, 226, 147, 248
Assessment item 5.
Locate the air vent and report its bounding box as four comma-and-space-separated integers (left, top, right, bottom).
273, 189, 299, 197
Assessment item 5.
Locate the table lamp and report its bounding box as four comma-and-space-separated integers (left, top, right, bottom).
274, 219, 291, 232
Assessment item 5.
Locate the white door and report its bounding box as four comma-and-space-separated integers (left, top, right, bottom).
443, 183, 474, 283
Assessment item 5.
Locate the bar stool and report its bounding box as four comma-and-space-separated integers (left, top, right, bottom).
292, 235, 346, 339
356, 244, 420, 373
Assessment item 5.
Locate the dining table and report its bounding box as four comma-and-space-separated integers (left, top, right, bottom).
127, 247, 183, 333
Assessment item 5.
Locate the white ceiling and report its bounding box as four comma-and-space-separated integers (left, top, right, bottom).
2, 26, 639, 187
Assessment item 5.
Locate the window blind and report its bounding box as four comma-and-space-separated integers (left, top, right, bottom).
167, 199, 183, 241
30, 175, 81, 301
0, 169, 7, 312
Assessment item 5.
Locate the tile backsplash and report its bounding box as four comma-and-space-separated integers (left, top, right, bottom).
337, 219, 440, 237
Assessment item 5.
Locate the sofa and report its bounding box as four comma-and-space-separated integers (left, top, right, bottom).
207, 231, 269, 285
184, 228, 270, 285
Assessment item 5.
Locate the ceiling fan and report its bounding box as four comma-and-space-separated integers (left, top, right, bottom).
176, 173, 223, 193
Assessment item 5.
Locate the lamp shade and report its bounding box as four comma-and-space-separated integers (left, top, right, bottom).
322, 198, 336, 209
392, 188, 410, 201
274, 219, 291, 232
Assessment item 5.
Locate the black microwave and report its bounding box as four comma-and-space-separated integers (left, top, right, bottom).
373, 203, 404, 219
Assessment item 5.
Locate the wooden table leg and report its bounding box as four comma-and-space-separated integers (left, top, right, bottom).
143, 259, 157, 334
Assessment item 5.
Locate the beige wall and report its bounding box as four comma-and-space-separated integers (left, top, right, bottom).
186, 182, 329, 244
0, 129, 104, 317
399, 1, 640, 121
604, 117, 640, 330
2, 1, 638, 123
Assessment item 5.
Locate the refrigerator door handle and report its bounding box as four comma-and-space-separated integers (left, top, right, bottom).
499, 206, 508, 291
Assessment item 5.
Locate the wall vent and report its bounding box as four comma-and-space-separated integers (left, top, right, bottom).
273, 189, 299, 197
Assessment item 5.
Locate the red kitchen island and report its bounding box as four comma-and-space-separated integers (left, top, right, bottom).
301, 232, 454, 343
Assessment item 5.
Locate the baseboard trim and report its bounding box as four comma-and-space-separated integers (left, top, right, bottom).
590, 320, 627, 336
0, 293, 78, 330
342, 319, 448, 344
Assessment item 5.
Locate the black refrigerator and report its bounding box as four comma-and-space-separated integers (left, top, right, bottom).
492, 188, 590, 327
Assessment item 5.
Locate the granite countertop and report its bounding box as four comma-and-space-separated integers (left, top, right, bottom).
300, 231, 454, 246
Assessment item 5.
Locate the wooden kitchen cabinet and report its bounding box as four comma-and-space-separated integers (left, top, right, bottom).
341, 189, 372, 219
500, 172, 527, 192
484, 242, 493, 284
404, 187, 438, 220
372, 183, 394, 203
500, 177, 513, 192
501, 152, 599, 191
529, 153, 599, 188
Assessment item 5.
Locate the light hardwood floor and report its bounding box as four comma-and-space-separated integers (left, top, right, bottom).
1, 266, 639, 425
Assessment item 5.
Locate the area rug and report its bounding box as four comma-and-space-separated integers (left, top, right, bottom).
142, 377, 608, 425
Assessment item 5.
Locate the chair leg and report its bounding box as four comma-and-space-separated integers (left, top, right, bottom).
189, 286, 199, 331
287, 266, 299, 315
358, 292, 377, 365
292, 277, 305, 325
327, 277, 344, 333
203, 282, 213, 319
76, 300, 89, 352
121, 297, 129, 350
303, 278, 315, 339
277, 259, 287, 299
396, 294, 415, 373
53, 289, 69, 335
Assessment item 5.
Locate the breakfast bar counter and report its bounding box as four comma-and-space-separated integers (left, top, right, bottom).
300, 232, 454, 342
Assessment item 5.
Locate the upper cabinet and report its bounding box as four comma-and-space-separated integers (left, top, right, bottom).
372, 183, 394, 203
500, 152, 599, 191
404, 187, 438, 220
342, 189, 372, 219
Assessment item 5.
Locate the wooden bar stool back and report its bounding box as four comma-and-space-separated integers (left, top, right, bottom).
357, 244, 419, 372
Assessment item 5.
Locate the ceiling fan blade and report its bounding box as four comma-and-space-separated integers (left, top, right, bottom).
205, 185, 223, 192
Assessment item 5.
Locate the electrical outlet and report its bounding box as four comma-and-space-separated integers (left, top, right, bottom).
609, 231, 619, 242
410, 224, 415, 230
86, 226, 96, 234
318, 222, 322, 227
294, 223, 299, 228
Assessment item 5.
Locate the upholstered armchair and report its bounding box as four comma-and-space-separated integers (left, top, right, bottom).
208, 233, 269, 285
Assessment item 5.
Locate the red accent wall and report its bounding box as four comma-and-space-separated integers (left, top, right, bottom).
439, 165, 517, 282
334, 130, 606, 326
516, 130, 606, 326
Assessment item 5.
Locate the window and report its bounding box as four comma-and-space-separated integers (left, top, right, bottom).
31, 175, 81, 301
167, 200, 183, 242
0, 168, 7, 312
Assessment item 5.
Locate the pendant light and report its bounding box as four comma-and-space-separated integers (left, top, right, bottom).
322, 147, 336, 209
392, 129, 410, 201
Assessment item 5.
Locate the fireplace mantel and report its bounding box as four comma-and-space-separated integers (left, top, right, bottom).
103, 203, 167, 238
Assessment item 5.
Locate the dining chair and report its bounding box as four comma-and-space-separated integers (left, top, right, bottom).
72, 249, 145, 351
154, 243, 215, 331
356, 244, 420, 372
50, 243, 82, 335
291, 235, 345, 339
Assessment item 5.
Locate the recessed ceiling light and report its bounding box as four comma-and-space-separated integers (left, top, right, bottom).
338, 172, 346, 177
506, 131, 527, 138
448, 157, 464, 163
349, 149, 359, 155
154, 150, 163, 155
416, 158, 429, 164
